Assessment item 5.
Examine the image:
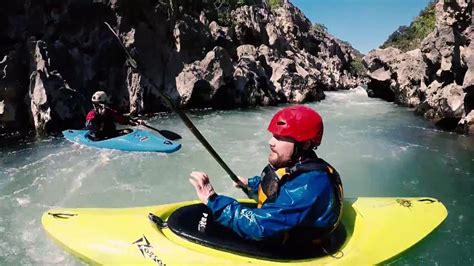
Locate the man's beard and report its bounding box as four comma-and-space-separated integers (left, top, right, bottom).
268, 150, 289, 169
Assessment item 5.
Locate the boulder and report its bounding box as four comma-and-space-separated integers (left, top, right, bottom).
175, 47, 234, 108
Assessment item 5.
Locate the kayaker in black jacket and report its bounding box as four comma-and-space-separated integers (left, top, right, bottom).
85, 91, 143, 140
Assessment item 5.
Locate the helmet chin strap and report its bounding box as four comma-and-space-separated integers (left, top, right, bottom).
289, 142, 317, 165
289, 142, 303, 166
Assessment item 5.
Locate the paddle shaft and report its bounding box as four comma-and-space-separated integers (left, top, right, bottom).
104, 22, 251, 197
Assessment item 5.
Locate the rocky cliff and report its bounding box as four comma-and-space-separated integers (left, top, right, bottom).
364, 0, 473, 135
0, 0, 362, 136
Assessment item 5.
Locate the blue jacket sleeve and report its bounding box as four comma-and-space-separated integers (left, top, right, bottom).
207, 171, 329, 240
247, 175, 260, 197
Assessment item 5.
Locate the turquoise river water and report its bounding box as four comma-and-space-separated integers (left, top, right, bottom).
0, 88, 473, 265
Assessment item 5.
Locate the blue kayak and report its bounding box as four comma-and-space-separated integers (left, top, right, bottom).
63, 129, 181, 153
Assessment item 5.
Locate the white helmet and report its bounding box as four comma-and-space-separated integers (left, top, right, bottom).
91, 91, 108, 103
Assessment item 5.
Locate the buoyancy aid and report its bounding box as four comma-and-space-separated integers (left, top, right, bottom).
86, 108, 129, 140
257, 157, 344, 238
86, 110, 116, 134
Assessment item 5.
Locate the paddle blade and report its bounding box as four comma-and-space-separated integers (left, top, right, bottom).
142, 124, 181, 140
158, 129, 182, 141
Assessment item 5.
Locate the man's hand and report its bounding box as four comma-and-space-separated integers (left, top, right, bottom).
130, 119, 145, 126
233, 176, 248, 189
189, 171, 216, 204
97, 105, 106, 115
94, 103, 107, 115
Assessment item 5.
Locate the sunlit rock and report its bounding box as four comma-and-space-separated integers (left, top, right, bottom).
0, 0, 362, 135
365, 0, 472, 134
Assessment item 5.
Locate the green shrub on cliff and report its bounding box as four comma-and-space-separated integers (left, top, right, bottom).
312, 23, 328, 32
350, 57, 366, 77
268, 0, 283, 10
380, 0, 436, 51
214, 0, 249, 26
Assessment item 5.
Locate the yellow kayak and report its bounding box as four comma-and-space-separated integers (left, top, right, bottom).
42, 197, 447, 265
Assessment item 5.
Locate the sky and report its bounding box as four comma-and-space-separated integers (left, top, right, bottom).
292, 0, 432, 54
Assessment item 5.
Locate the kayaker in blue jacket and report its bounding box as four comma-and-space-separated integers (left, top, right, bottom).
189, 105, 343, 244
85, 91, 143, 140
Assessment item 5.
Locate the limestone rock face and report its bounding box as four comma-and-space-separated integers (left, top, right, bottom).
0, 46, 29, 132
175, 47, 234, 108
364, 48, 425, 105
364, 0, 473, 135
232, 5, 271, 46
460, 26, 474, 134
1, 0, 361, 135
28, 40, 85, 134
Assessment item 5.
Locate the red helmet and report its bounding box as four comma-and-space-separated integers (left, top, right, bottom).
267, 105, 323, 146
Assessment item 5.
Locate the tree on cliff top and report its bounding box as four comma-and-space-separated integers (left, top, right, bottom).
380, 0, 436, 52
